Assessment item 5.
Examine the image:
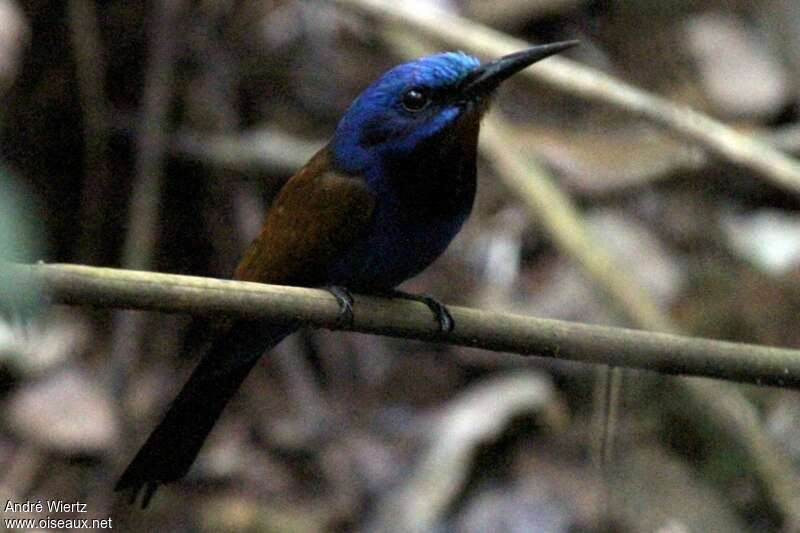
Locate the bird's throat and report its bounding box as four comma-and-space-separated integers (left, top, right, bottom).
383, 111, 480, 221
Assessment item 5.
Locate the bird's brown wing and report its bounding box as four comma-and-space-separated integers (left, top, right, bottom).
234, 145, 374, 286
115, 147, 373, 506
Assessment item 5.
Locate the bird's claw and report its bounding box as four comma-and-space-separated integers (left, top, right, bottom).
419, 294, 455, 333
326, 285, 355, 329
384, 290, 454, 334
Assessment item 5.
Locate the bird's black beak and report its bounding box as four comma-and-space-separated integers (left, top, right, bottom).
461, 40, 579, 99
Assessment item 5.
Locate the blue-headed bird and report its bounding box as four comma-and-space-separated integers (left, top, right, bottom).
116, 41, 578, 507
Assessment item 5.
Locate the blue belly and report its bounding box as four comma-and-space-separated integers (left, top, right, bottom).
324, 194, 470, 291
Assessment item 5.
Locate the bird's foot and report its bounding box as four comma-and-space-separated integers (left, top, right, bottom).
326, 285, 355, 329
382, 290, 454, 334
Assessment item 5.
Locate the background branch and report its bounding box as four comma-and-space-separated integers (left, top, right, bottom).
333, 0, 800, 198
68, 0, 113, 265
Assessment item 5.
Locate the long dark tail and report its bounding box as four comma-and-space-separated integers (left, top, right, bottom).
114, 319, 297, 507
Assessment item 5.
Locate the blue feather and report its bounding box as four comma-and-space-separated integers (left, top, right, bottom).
331, 51, 480, 176
327, 52, 483, 290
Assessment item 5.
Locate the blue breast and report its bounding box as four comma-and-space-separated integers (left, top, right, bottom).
324, 51, 482, 291
325, 118, 479, 291
324, 184, 472, 291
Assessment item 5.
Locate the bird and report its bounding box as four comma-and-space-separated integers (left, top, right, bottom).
115, 40, 578, 508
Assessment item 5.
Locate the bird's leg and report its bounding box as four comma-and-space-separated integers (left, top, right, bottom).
379, 289, 454, 333
326, 285, 355, 329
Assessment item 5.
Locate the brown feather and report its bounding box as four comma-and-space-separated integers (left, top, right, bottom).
234, 145, 374, 286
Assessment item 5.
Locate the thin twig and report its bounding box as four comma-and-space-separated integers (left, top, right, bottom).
106, 0, 184, 384
333, 0, 800, 198
5, 262, 800, 389
102, 0, 185, 504
68, 0, 113, 264
122, 0, 184, 270
462, 0, 584, 28
481, 115, 654, 524
565, 123, 800, 197
172, 128, 323, 175
169, 123, 800, 197
482, 116, 675, 331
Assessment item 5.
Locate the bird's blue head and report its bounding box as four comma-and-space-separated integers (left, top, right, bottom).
330, 42, 578, 177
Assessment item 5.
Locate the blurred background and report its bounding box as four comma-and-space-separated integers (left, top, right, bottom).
2, 0, 800, 531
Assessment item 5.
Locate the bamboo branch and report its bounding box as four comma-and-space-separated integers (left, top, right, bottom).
5, 262, 800, 389
332, 0, 800, 197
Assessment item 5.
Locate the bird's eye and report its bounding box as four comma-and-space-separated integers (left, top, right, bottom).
401, 87, 431, 112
